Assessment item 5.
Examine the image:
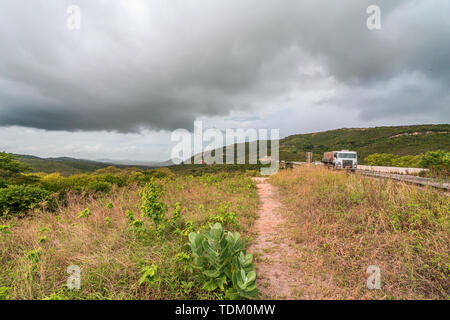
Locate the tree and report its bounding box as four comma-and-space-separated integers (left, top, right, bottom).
0, 152, 31, 179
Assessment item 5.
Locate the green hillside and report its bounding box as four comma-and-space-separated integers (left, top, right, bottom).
280, 124, 449, 162
192, 124, 449, 164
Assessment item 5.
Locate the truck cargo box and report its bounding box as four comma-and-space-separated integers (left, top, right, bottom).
322, 152, 334, 163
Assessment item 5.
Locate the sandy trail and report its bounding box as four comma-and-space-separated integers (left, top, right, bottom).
249, 177, 298, 299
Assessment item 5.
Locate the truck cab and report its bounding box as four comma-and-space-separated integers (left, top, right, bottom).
333, 150, 358, 170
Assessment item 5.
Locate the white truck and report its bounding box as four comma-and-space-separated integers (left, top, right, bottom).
322, 150, 358, 171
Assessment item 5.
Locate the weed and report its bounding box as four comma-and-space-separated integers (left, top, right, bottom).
78, 208, 91, 218
138, 264, 159, 288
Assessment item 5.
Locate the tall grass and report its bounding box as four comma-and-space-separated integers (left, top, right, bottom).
0, 173, 258, 300
270, 166, 449, 299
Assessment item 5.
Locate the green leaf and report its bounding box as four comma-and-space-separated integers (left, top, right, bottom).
202, 279, 218, 291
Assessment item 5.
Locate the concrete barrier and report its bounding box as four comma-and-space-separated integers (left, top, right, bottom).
357, 165, 429, 175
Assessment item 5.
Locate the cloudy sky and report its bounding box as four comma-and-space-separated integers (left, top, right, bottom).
0, 0, 449, 161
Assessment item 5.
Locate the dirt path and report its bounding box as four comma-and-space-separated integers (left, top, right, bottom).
249, 177, 299, 299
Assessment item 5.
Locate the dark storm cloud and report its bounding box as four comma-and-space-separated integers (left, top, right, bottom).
0, 0, 448, 133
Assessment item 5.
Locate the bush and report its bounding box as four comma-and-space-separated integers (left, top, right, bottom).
149, 168, 176, 179
0, 185, 52, 216
98, 174, 125, 187
0, 179, 8, 189
87, 181, 111, 193
139, 179, 167, 226
419, 150, 450, 170
419, 150, 450, 177
365, 153, 422, 167
189, 223, 257, 299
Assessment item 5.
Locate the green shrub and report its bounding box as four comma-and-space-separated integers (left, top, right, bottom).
419, 150, 450, 172
99, 174, 125, 187
149, 168, 176, 179
0, 185, 52, 216
188, 223, 257, 299
87, 181, 111, 193
139, 179, 167, 226
365, 153, 422, 167
0, 179, 8, 188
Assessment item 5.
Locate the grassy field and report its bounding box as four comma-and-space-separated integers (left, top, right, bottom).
0, 173, 258, 300
1, 153, 449, 300
269, 166, 449, 299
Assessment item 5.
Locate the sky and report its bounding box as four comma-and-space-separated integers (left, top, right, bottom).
0, 0, 449, 161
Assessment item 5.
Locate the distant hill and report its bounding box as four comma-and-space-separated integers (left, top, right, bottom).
17, 155, 157, 176
193, 124, 450, 164
15, 124, 450, 175
95, 158, 174, 167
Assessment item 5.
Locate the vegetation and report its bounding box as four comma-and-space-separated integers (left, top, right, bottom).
365, 150, 450, 178
199, 124, 449, 164
270, 166, 449, 299
279, 124, 449, 162
365, 153, 423, 168
419, 150, 450, 177
17, 154, 115, 176
0, 167, 259, 299
0, 185, 52, 217
189, 223, 257, 299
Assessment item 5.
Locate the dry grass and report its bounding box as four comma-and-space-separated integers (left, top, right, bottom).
269, 166, 449, 299
0, 174, 258, 300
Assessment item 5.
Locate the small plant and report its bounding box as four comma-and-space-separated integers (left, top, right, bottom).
105, 202, 114, 209
39, 226, 50, 234
175, 252, 191, 262
104, 216, 112, 225
38, 236, 47, 244
139, 179, 167, 226
131, 219, 144, 228
209, 202, 239, 228
172, 202, 182, 221
27, 248, 41, 263
0, 287, 11, 300
173, 220, 195, 237
175, 252, 192, 273
188, 223, 257, 299
138, 264, 159, 288
43, 291, 68, 300
123, 210, 143, 229
78, 208, 91, 218
27, 247, 42, 272
0, 224, 11, 235
180, 281, 194, 295
125, 210, 135, 222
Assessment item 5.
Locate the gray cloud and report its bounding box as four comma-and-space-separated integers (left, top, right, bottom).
0, 0, 449, 133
